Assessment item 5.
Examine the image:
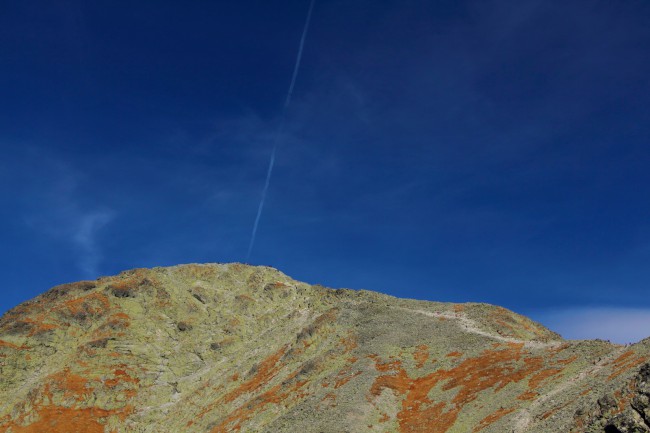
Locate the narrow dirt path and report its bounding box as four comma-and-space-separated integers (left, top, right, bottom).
392, 306, 561, 349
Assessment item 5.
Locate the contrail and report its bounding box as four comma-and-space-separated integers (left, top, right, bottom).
246, 0, 316, 261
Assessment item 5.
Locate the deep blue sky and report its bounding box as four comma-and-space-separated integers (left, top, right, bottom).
1, 0, 649, 342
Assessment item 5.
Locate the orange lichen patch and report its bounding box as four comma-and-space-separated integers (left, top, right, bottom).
414, 345, 429, 368
339, 332, 358, 352
370, 364, 412, 397
46, 366, 138, 403
196, 345, 289, 420
541, 407, 557, 420
31, 322, 58, 335
379, 413, 390, 423
95, 312, 131, 333
453, 305, 465, 313
369, 344, 558, 433
297, 308, 340, 344
506, 342, 525, 349
488, 307, 555, 340
106, 313, 131, 328
20, 318, 59, 336
335, 371, 362, 389
607, 352, 648, 380
528, 368, 563, 390
210, 370, 309, 433
0, 339, 28, 350
223, 346, 288, 403
517, 315, 558, 340
614, 358, 649, 380
59, 293, 111, 318
184, 382, 227, 427
541, 400, 572, 420
472, 407, 515, 432
609, 350, 635, 366
613, 390, 628, 414
231, 373, 239, 382
446, 351, 462, 358
333, 356, 363, 390
105, 271, 160, 299
0, 365, 135, 433
3, 405, 129, 433
489, 307, 521, 336
517, 391, 538, 401
104, 368, 140, 388
519, 318, 535, 332
556, 355, 578, 365
44, 369, 94, 400
368, 354, 402, 373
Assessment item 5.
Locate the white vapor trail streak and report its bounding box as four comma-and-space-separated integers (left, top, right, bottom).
246, 0, 316, 261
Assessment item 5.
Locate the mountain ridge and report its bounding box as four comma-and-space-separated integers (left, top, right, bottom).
1, 263, 649, 432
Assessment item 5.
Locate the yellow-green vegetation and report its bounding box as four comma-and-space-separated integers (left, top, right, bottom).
0, 263, 649, 432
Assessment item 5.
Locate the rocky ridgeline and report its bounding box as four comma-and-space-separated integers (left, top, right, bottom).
1, 263, 649, 432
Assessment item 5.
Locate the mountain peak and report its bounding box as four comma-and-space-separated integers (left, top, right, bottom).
1, 263, 648, 432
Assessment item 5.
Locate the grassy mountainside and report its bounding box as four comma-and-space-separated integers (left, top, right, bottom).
1, 263, 649, 432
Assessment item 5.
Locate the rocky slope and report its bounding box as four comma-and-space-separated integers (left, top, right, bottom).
1, 263, 650, 432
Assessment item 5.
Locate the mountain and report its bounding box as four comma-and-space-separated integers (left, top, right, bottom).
1, 263, 649, 432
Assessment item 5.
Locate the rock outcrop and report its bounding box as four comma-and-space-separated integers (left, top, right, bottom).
0, 263, 648, 432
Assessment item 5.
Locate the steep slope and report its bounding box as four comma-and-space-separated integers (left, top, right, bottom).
1, 263, 649, 432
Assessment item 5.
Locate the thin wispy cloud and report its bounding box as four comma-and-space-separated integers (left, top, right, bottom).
20, 152, 115, 278
72, 210, 115, 277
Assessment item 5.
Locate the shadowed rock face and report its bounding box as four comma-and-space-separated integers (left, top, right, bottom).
0, 263, 649, 432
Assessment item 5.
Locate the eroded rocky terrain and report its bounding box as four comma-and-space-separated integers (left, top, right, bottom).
1, 263, 650, 432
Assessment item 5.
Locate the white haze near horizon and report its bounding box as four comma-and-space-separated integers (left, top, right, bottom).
535, 308, 650, 345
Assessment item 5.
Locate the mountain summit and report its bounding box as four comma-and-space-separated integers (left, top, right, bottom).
1, 263, 649, 432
